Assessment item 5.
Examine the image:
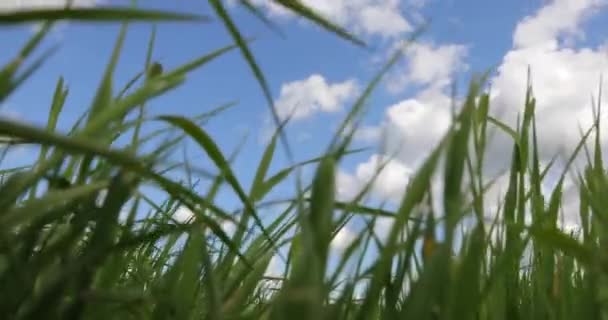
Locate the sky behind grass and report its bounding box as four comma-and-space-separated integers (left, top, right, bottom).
1, 0, 608, 248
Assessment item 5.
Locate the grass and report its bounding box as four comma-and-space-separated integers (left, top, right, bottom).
0, 2, 606, 320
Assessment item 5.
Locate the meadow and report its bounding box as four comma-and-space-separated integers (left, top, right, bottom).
0, 2, 605, 319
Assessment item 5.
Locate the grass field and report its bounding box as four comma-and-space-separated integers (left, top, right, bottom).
1, 2, 607, 320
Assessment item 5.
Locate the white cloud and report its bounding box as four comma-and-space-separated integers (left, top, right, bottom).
338, 20, 468, 194
351, 0, 608, 207
249, 0, 415, 38
337, 153, 413, 203
331, 226, 356, 251
353, 125, 382, 143
513, 0, 606, 48
387, 42, 469, 93
0, 0, 98, 11
362, 88, 454, 165
336, 170, 360, 202
172, 205, 238, 237
173, 205, 195, 224
329, 0, 608, 243
485, 0, 608, 177
355, 154, 412, 202
373, 216, 395, 241
220, 219, 237, 237
275, 74, 359, 120
264, 254, 284, 277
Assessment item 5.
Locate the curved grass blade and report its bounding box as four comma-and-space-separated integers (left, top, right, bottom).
239, 0, 286, 38
0, 21, 54, 102
328, 28, 424, 155
0, 180, 108, 230
272, 0, 365, 47
0, 7, 207, 25
208, 0, 294, 163
156, 115, 280, 257
488, 116, 520, 146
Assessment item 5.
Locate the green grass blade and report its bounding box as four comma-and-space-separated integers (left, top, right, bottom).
156, 115, 279, 259
208, 0, 294, 163
0, 7, 207, 25
272, 0, 365, 46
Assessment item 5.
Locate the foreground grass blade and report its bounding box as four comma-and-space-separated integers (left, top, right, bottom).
271, 0, 365, 46
157, 115, 280, 257
208, 0, 294, 162
0, 7, 207, 25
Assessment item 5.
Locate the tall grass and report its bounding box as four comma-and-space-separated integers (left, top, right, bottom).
0, 2, 606, 320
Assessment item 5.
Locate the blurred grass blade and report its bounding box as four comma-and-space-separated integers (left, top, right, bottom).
0, 7, 207, 25
272, 0, 365, 46
488, 116, 520, 146
239, 0, 286, 37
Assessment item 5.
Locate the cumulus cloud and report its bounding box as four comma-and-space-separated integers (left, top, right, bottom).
387, 41, 469, 93
0, 0, 98, 11
335, 44, 465, 208
485, 0, 608, 177
381, 91, 453, 163
331, 226, 356, 251
248, 0, 416, 38
353, 125, 382, 143
335, 170, 361, 202
345, 0, 608, 225
355, 154, 413, 201
352, 87, 454, 169
337, 154, 413, 203
336, 85, 455, 208
513, 0, 605, 48
275, 74, 359, 120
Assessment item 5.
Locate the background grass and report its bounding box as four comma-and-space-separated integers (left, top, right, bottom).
0, 2, 605, 320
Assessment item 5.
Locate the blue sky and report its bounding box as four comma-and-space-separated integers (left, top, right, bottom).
2, 0, 608, 253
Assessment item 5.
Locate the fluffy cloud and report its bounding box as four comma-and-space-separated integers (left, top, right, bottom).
346, 0, 608, 219
335, 170, 361, 201
331, 226, 357, 251
485, 44, 608, 173
334, 44, 464, 208
355, 154, 413, 201
387, 42, 469, 93
348, 43, 467, 193
337, 154, 413, 203
0, 0, 98, 11
249, 0, 415, 38
513, 0, 605, 48
352, 87, 454, 172
486, 0, 608, 175
275, 74, 358, 120
381, 90, 453, 164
